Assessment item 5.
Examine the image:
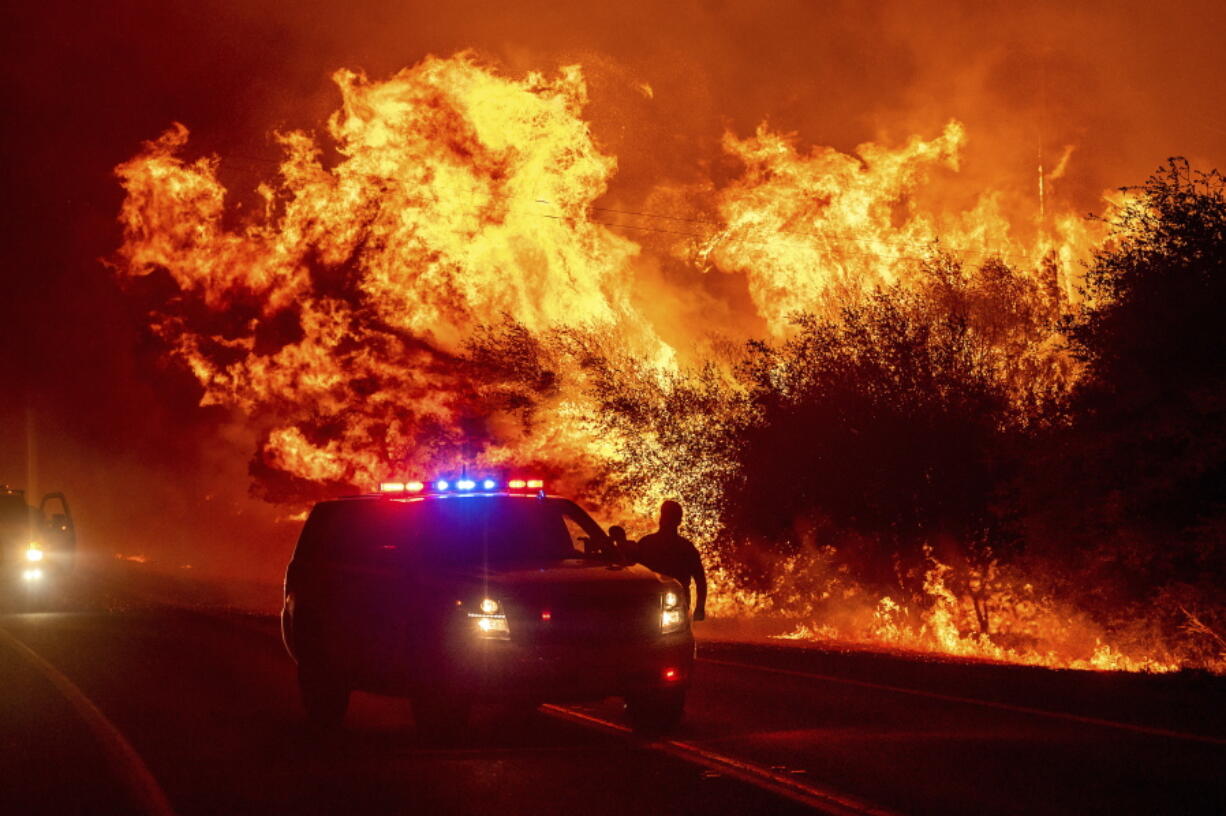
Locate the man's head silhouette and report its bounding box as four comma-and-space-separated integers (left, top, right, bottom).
659, 500, 682, 532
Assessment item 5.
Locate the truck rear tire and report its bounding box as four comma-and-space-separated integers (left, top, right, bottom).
624, 688, 685, 734
298, 664, 349, 729
413, 695, 471, 743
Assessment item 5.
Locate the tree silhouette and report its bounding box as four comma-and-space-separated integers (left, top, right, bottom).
1066, 159, 1226, 551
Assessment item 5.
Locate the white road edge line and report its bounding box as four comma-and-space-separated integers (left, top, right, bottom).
699, 656, 1226, 746
0, 624, 176, 816
541, 704, 899, 816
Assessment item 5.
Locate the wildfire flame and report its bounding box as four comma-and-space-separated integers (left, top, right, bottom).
115, 54, 666, 490
722, 547, 1184, 674
112, 52, 1208, 675
698, 121, 1097, 331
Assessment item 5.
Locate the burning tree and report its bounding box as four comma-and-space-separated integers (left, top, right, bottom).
110, 52, 1224, 672
1024, 160, 1226, 668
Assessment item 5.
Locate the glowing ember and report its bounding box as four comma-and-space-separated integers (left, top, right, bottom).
114, 553, 149, 564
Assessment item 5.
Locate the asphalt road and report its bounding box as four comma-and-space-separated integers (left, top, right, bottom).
2, 571, 1223, 816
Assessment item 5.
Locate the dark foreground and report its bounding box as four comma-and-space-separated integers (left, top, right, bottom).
1, 570, 1223, 816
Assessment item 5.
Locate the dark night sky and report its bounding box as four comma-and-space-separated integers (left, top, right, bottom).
3, 0, 1224, 578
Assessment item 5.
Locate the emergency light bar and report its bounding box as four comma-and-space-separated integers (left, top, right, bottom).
377, 477, 545, 494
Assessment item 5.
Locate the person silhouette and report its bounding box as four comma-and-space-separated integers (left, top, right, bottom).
606, 525, 634, 561
633, 501, 707, 621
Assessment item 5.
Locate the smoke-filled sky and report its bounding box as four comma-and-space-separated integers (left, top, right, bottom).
3, 0, 1225, 576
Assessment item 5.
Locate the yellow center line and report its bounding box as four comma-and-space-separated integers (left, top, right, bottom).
541, 704, 899, 816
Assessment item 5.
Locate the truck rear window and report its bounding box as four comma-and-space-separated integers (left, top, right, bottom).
304, 496, 601, 567
406, 498, 578, 566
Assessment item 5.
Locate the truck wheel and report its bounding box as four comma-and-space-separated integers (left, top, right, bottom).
495, 700, 541, 732
413, 695, 471, 743
298, 664, 349, 729
624, 688, 685, 734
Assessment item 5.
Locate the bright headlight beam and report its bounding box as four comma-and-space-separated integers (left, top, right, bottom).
476, 616, 508, 633
661, 590, 686, 633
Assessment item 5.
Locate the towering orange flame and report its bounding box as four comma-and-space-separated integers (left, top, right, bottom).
698, 121, 1098, 333
116, 54, 1100, 490
115, 54, 668, 490
113, 52, 1204, 674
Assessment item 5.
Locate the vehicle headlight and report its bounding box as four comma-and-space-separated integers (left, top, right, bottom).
468, 598, 510, 639
22, 568, 43, 581
661, 589, 687, 634
25, 545, 44, 562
